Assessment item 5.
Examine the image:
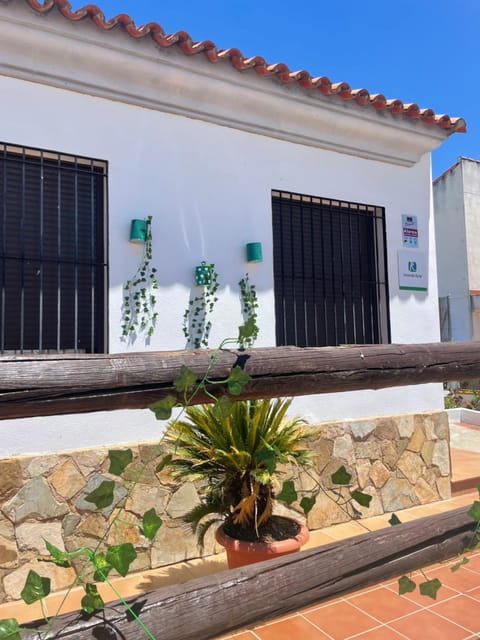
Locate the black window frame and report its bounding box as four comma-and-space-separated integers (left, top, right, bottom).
0, 142, 108, 354
272, 189, 390, 348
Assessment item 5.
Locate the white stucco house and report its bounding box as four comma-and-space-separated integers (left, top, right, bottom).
0, 0, 466, 455
434, 157, 480, 342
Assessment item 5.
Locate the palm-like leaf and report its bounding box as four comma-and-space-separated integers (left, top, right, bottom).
163, 398, 312, 537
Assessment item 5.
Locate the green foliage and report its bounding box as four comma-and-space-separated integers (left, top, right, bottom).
227, 366, 251, 395
163, 397, 312, 538
276, 480, 298, 505
44, 540, 70, 567
0, 619, 21, 640
331, 466, 352, 486
174, 365, 198, 395
398, 575, 416, 594
92, 552, 112, 582
105, 543, 137, 577
389, 513, 402, 526
20, 570, 50, 605
468, 500, 480, 522
121, 215, 159, 340
85, 480, 115, 510
108, 449, 133, 476
150, 395, 177, 420
419, 578, 442, 600
142, 508, 163, 540
183, 263, 219, 348
350, 490, 372, 508
300, 495, 317, 516
81, 583, 105, 614
238, 274, 259, 349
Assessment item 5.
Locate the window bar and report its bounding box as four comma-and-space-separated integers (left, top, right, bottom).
74, 156, 79, 352
1, 144, 6, 352
89, 160, 95, 354
348, 207, 357, 344
20, 146, 26, 352
309, 202, 319, 347
339, 207, 348, 345
319, 200, 327, 346
56, 153, 62, 352
38, 149, 44, 351
357, 208, 366, 343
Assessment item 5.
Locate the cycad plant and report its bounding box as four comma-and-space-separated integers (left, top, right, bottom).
163, 398, 312, 544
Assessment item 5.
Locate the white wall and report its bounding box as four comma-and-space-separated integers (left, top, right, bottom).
0, 3, 449, 453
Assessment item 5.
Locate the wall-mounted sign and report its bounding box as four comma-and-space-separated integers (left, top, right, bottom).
398, 250, 428, 291
402, 214, 418, 248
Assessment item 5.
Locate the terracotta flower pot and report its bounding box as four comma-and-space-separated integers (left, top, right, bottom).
215, 522, 310, 569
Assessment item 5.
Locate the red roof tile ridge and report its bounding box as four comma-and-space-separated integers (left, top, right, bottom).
22, 0, 467, 134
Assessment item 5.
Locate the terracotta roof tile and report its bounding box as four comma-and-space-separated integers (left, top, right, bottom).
23, 0, 467, 134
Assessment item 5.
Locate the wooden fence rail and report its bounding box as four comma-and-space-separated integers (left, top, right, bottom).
1, 341, 480, 419
21, 506, 476, 639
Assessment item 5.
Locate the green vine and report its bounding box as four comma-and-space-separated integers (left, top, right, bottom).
238, 273, 259, 349
182, 263, 219, 348
121, 215, 159, 340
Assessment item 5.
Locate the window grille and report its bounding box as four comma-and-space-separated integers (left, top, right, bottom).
0, 142, 108, 353
272, 190, 390, 347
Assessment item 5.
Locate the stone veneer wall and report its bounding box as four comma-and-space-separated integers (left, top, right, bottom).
0, 410, 450, 602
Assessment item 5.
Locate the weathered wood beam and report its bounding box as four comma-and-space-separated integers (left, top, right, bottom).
21, 506, 476, 639
1, 341, 480, 419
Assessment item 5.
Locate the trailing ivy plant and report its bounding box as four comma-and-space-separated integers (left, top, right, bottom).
182, 263, 219, 348
394, 484, 480, 600
121, 215, 159, 341
238, 273, 259, 349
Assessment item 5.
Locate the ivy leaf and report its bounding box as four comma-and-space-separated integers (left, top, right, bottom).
81, 583, 105, 614
256, 447, 277, 475
85, 480, 115, 510
20, 570, 51, 605
93, 553, 112, 582
142, 508, 163, 540
276, 480, 298, 505
106, 543, 137, 577
300, 495, 317, 516
149, 395, 177, 420
155, 453, 172, 473
174, 365, 197, 393
227, 366, 251, 395
0, 619, 21, 640
108, 449, 133, 476
238, 316, 256, 342
419, 578, 442, 600
398, 575, 416, 594
331, 466, 352, 486
44, 540, 70, 567
350, 490, 372, 508
389, 513, 402, 526
212, 396, 234, 419
468, 500, 480, 522
451, 556, 469, 572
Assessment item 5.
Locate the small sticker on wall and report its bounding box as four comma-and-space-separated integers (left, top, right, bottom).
398, 250, 428, 291
402, 214, 418, 248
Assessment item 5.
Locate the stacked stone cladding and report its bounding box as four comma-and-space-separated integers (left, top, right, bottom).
0, 410, 450, 602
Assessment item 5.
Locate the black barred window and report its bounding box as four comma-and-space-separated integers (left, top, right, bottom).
0, 143, 107, 353
272, 190, 390, 347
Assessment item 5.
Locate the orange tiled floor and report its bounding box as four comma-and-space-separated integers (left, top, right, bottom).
218, 551, 480, 639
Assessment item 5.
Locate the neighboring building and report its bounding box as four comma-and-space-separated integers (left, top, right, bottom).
434, 157, 480, 342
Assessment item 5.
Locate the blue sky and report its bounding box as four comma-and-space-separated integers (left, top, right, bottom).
70, 0, 478, 178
